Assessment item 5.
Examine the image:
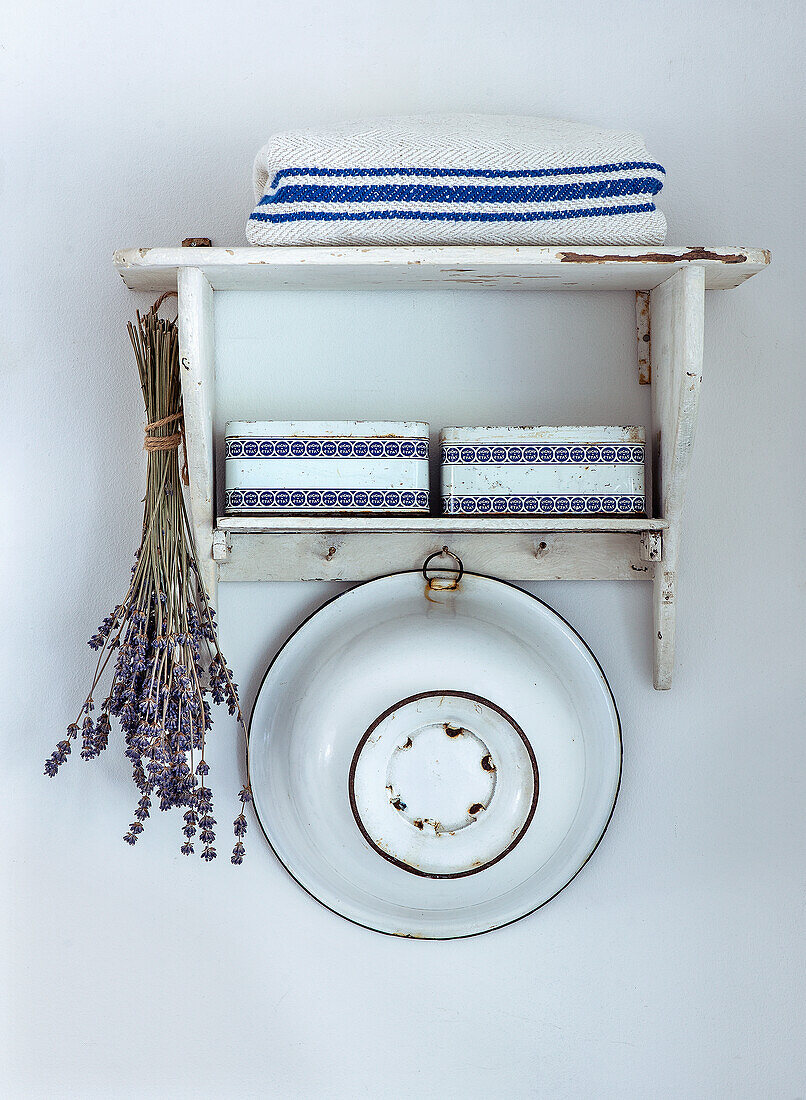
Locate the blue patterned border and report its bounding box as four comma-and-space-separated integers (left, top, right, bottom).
226, 488, 429, 512
226, 437, 429, 460
444, 494, 645, 515
441, 443, 644, 466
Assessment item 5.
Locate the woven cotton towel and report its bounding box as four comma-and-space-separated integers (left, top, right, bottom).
246, 115, 666, 246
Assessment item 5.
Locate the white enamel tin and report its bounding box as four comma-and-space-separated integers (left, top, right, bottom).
441, 426, 646, 517
225, 421, 429, 514
248, 571, 622, 938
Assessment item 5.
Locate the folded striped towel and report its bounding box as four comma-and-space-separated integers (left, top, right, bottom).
246, 115, 666, 246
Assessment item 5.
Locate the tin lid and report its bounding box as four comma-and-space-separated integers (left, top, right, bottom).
440, 425, 645, 444
226, 420, 429, 438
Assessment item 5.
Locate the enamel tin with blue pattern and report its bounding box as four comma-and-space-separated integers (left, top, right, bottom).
440, 425, 645, 517
226, 421, 429, 514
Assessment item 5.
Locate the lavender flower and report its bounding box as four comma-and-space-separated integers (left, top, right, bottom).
48, 306, 251, 865
88, 608, 121, 650
93, 712, 111, 755
80, 716, 96, 760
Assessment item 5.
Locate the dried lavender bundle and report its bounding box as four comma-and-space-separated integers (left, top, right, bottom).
46, 303, 251, 864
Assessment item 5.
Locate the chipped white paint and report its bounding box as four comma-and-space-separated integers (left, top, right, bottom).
216, 530, 654, 582
639, 530, 663, 562
114, 245, 770, 293
635, 289, 651, 384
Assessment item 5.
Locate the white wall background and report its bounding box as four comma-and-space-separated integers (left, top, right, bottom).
3, 2, 804, 1097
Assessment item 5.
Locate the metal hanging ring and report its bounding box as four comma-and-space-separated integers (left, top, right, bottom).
422, 546, 464, 589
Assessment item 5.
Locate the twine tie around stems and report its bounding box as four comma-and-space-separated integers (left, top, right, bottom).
144, 411, 182, 451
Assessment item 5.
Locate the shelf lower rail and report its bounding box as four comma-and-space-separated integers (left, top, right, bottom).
213, 516, 666, 582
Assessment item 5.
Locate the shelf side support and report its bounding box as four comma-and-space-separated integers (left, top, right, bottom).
649, 264, 705, 688
177, 267, 218, 607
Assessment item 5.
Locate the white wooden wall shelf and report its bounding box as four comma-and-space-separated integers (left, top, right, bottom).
114, 245, 770, 688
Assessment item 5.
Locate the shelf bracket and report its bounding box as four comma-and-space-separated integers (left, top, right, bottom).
639, 530, 662, 562
649, 265, 705, 688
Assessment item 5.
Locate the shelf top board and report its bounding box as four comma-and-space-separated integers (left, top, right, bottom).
217, 515, 668, 534
114, 245, 770, 293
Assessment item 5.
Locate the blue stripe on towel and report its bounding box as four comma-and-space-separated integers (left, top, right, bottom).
249, 201, 657, 225
267, 162, 666, 189
258, 177, 662, 207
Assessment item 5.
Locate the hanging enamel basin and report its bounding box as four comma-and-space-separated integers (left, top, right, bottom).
248, 571, 622, 938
